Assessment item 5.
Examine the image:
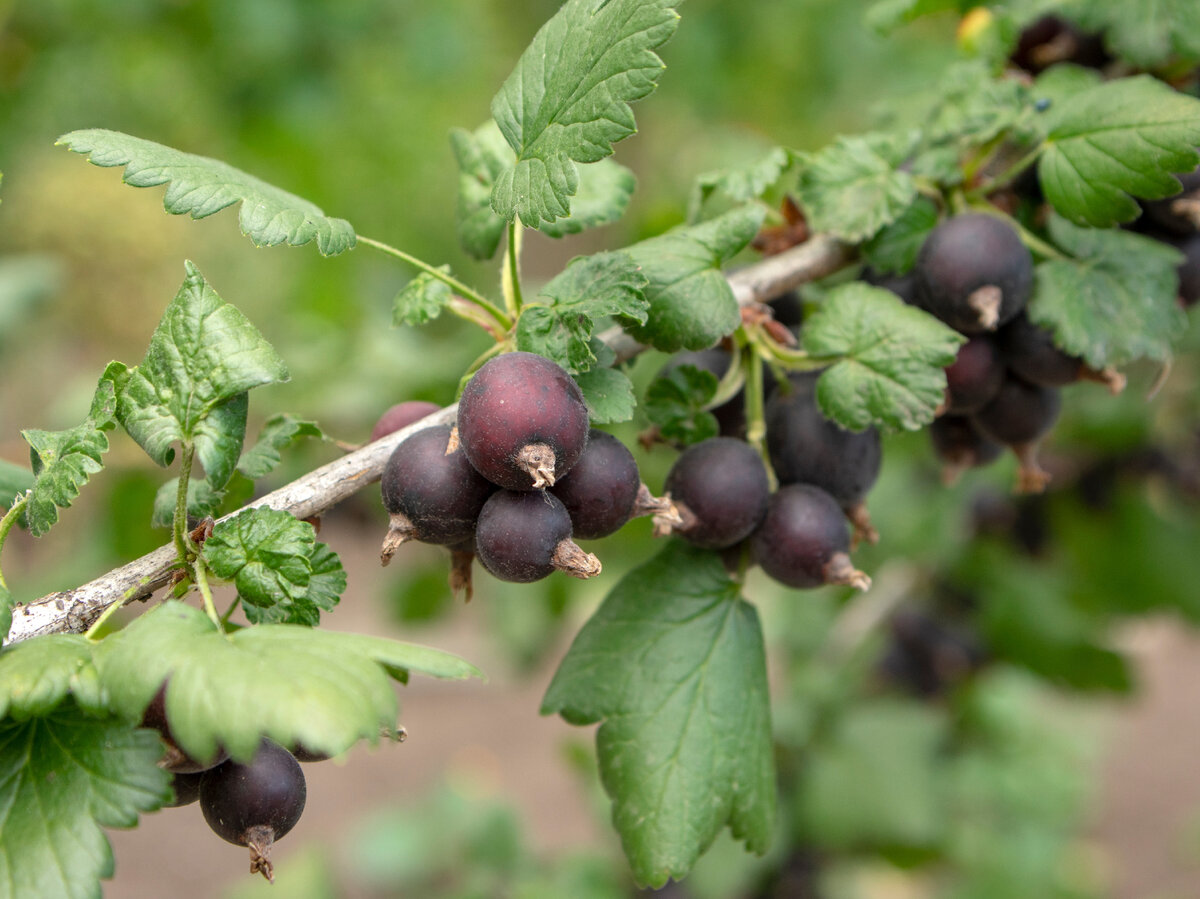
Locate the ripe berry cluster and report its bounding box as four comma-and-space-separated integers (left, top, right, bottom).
378, 352, 673, 591
872, 212, 1124, 493
143, 684, 310, 883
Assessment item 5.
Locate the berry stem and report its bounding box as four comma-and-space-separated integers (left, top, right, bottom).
192, 555, 224, 631
356, 234, 512, 332
172, 442, 196, 573
503, 220, 525, 317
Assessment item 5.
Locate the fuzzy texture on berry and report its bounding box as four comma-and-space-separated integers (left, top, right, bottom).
475, 490, 600, 583
751, 484, 869, 591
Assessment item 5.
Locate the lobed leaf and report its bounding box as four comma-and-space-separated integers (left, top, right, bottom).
542, 542, 776, 888
687, 146, 796, 224
21, 370, 118, 537
489, 0, 680, 228
242, 543, 346, 627
1075, 0, 1200, 68
622, 205, 765, 353
116, 262, 288, 485
1038, 76, 1200, 227
1031, 214, 1186, 368
795, 132, 919, 242
0, 635, 106, 718
57, 129, 355, 255
392, 268, 454, 327
0, 706, 171, 899
574, 366, 637, 425
236, 413, 325, 480
801, 282, 964, 431
516, 251, 648, 373
643, 365, 721, 446
94, 602, 481, 763
451, 122, 514, 260
202, 508, 315, 609
859, 196, 939, 275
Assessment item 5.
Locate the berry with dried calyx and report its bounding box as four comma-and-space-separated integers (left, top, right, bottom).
751, 484, 871, 591
971, 373, 1062, 493
457, 352, 590, 490
655, 437, 770, 550
475, 490, 601, 583
200, 739, 306, 883
551, 429, 675, 539
379, 424, 495, 565
996, 313, 1125, 393
929, 414, 1004, 484
914, 213, 1032, 334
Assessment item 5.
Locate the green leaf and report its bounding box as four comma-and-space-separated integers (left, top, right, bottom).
22, 370, 118, 537
864, 0, 963, 34
117, 262, 288, 483
451, 121, 514, 260
516, 251, 649, 373
0, 459, 33, 503
538, 159, 638, 239
542, 542, 776, 888
798, 700, 948, 849
489, 0, 680, 228
574, 367, 637, 424
622, 205, 766, 353
1076, 0, 1200, 68
392, 268, 454, 327
57, 129, 355, 256
1031, 214, 1186, 368
237, 413, 324, 480
94, 602, 481, 762
203, 508, 314, 609
859, 196, 939, 275
923, 62, 1035, 148
801, 282, 965, 431
687, 146, 795, 224
643, 365, 721, 446
795, 132, 918, 242
150, 476, 224, 529
0, 706, 171, 899
242, 542, 346, 627
1038, 75, 1200, 227
0, 635, 106, 719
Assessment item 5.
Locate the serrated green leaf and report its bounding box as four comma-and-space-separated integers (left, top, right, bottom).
117, 262, 288, 482
1031, 214, 1186, 368
687, 146, 796, 224
798, 700, 948, 849
243, 542, 346, 627
451, 121, 514, 260
924, 63, 1035, 148
0, 635, 106, 719
542, 542, 775, 888
0, 460, 33, 504
574, 367, 636, 424
859, 196, 939, 275
57, 129, 355, 255
516, 251, 648, 372
1039, 76, 1200, 227
489, 0, 680, 228
796, 132, 918, 242
623, 205, 765, 353
0, 706, 171, 899
150, 476, 224, 529
539, 159, 637, 239
802, 282, 965, 431
643, 365, 721, 446
94, 602, 481, 763
22, 371, 117, 537
203, 508, 314, 609
393, 268, 454, 327
237, 413, 324, 481
1076, 0, 1200, 68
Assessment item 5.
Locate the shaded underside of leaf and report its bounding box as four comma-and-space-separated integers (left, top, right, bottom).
57, 129, 356, 255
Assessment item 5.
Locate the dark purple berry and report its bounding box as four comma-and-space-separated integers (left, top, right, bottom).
200, 738, 306, 883
1141, 162, 1200, 235
764, 373, 882, 542
878, 608, 986, 697
142, 682, 228, 774
658, 437, 770, 550
943, 336, 1005, 413
914, 214, 1032, 334
165, 772, 203, 808
475, 490, 600, 583
971, 374, 1062, 493
370, 401, 441, 442
550, 430, 672, 539
750, 484, 870, 591
457, 352, 590, 490
863, 268, 918, 307
380, 424, 495, 564
1009, 15, 1109, 74
997, 314, 1126, 393
929, 414, 1003, 484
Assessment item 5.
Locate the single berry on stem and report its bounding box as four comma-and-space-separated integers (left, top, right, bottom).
996, 313, 1125, 393
379, 424, 495, 565
971, 374, 1062, 494
457, 352, 590, 490
929, 415, 1004, 484
475, 490, 601, 583
750, 484, 871, 591
551, 429, 676, 539
200, 738, 307, 883
655, 437, 770, 550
